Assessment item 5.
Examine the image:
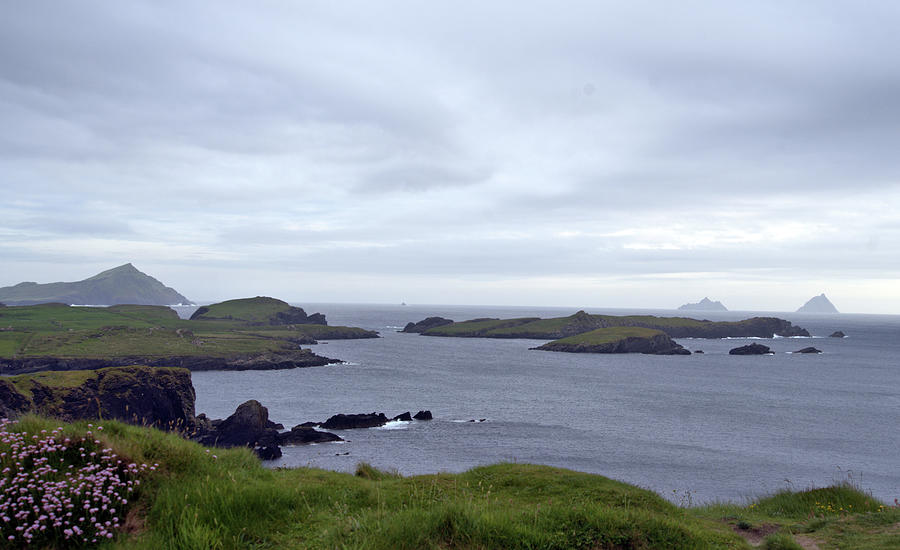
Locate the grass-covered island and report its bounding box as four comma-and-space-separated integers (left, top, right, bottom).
0, 297, 377, 374
405, 311, 810, 356
2, 414, 896, 549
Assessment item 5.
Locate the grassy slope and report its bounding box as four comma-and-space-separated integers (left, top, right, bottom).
548, 326, 667, 345
0, 302, 375, 359
189, 297, 296, 323
8, 416, 897, 550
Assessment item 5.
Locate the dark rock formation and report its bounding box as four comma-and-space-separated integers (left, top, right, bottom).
0, 349, 340, 375
797, 294, 840, 314
279, 425, 343, 445
794, 347, 822, 354
678, 297, 728, 311
0, 366, 196, 430
413, 410, 433, 420
321, 412, 389, 430
392, 411, 413, 421
195, 400, 282, 460
829, 331, 846, 338
535, 332, 691, 355
0, 379, 31, 419
729, 343, 773, 355
694, 350, 704, 354
401, 317, 455, 333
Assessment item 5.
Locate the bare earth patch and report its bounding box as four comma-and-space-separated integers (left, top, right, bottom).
794, 534, 822, 550
732, 523, 779, 546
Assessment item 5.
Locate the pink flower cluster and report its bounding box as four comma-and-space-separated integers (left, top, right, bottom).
0, 419, 154, 547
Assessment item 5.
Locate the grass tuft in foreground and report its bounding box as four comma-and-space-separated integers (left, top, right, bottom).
4, 415, 899, 549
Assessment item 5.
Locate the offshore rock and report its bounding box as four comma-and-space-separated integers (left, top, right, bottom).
413, 410, 433, 420
321, 412, 389, 430
729, 343, 773, 355
279, 425, 343, 445
195, 399, 282, 460
829, 331, 846, 338
794, 347, 822, 354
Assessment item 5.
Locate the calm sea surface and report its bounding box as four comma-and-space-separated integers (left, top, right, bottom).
181, 303, 900, 504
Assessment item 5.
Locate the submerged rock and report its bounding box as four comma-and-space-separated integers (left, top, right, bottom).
728, 343, 772, 355
279, 425, 343, 445
829, 331, 846, 338
794, 347, 822, 354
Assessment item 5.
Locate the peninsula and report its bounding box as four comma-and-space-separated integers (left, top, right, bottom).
0, 296, 377, 374
0, 263, 191, 306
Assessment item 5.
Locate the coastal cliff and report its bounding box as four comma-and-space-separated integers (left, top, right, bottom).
534, 327, 690, 355
0, 366, 196, 429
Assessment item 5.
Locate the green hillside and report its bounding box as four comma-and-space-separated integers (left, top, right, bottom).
6, 414, 897, 549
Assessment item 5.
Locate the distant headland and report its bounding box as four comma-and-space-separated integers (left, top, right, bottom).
0, 263, 191, 306
677, 297, 728, 312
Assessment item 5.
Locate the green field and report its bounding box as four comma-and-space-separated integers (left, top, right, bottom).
0, 299, 377, 361
5, 415, 897, 549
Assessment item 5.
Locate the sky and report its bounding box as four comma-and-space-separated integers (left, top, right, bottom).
2, 2, 900, 313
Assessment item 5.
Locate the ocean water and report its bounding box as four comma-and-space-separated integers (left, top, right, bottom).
185, 303, 900, 505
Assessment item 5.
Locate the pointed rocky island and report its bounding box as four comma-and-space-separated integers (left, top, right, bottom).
796, 293, 840, 314
677, 297, 728, 312
0, 263, 191, 306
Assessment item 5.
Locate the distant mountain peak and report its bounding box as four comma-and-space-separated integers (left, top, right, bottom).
0, 264, 192, 306
678, 297, 728, 311
796, 293, 839, 314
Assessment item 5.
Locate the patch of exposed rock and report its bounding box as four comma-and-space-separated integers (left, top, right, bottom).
401, 317, 454, 333
729, 343, 773, 355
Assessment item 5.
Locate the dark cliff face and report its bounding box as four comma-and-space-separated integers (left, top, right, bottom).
1, 366, 196, 431
536, 333, 690, 355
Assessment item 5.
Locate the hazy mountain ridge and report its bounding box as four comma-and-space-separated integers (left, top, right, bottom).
677, 297, 728, 311
0, 263, 191, 306
796, 293, 840, 314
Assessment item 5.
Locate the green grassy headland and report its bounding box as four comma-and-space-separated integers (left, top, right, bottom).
0, 298, 376, 363
5, 415, 896, 549
547, 326, 667, 346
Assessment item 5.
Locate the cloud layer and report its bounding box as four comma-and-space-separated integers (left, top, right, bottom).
3, 1, 900, 312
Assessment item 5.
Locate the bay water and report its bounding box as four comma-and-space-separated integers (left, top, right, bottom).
184, 303, 900, 504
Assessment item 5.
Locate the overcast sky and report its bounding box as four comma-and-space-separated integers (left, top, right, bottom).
2, 1, 900, 313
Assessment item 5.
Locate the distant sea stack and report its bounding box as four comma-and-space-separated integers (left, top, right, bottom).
677, 297, 728, 312
0, 263, 192, 306
796, 294, 840, 314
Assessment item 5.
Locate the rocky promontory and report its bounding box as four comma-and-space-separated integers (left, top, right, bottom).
0, 366, 196, 429
401, 316, 454, 333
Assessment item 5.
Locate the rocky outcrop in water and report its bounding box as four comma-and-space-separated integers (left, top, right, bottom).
829, 331, 846, 338
413, 410, 433, 420
794, 347, 822, 354
729, 343, 772, 355
321, 413, 390, 430
535, 332, 691, 355
401, 317, 454, 333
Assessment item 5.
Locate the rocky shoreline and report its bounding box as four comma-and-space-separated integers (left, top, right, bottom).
0, 349, 340, 375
